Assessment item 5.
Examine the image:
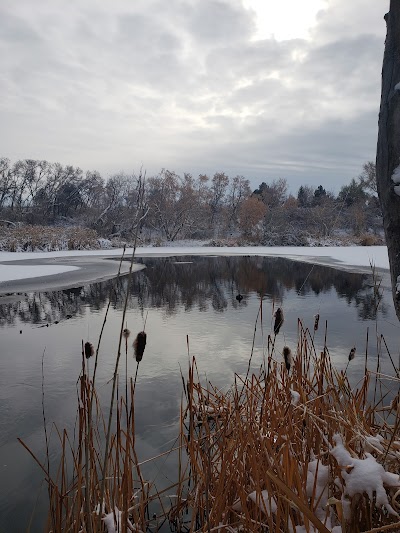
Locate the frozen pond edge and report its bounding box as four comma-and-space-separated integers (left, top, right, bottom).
0, 245, 390, 299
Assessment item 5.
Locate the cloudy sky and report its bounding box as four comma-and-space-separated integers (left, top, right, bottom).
0, 0, 389, 192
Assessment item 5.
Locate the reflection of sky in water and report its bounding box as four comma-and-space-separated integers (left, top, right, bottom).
0, 256, 399, 531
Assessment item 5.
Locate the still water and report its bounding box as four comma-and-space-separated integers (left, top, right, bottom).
0, 255, 399, 531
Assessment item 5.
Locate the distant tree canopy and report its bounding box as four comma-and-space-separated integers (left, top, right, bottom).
338, 178, 366, 207
0, 156, 382, 245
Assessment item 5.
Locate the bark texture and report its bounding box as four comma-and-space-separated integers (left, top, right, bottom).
376, 1, 400, 319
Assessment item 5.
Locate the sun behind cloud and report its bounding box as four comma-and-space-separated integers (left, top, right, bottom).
243, 0, 327, 41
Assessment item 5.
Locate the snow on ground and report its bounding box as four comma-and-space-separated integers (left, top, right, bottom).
0, 264, 78, 283
0, 245, 389, 286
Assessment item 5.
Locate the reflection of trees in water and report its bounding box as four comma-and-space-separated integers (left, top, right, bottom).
0, 256, 388, 326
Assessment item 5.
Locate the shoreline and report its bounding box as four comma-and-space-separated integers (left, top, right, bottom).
0, 245, 390, 300
0, 256, 145, 301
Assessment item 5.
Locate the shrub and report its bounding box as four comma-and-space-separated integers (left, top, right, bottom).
0, 225, 106, 252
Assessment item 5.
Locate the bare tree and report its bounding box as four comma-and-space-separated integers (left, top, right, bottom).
359, 161, 377, 195
376, 0, 400, 318
210, 172, 229, 227
254, 178, 288, 208
238, 196, 267, 240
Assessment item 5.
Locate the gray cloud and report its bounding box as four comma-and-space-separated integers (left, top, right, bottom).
0, 0, 390, 191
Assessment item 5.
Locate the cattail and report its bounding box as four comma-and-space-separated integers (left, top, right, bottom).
84, 341, 94, 359
391, 394, 399, 411
133, 331, 147, 362
274, 307, 284, 335
314, 314, 320, 332
123, 328, 131, 339
283, 346, 292, 372
348, 346, 356, 361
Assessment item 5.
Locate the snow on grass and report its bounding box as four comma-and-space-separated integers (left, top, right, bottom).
247, 490, 277, 515
364, 434, 385, 454
330, 434, 400, 519
304, 458, 333, 530
290, 390, 301, 406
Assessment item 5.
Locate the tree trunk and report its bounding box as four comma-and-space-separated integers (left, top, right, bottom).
376, 0, 400, 319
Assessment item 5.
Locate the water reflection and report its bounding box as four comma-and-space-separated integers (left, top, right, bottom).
0, 255, 397, 532
0, 256, 389, 326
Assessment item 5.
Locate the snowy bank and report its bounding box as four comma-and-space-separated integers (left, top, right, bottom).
0, 245, 389, 292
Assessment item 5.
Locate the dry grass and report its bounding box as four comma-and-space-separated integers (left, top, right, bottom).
179, 323, 400, 532
20, 316, 400, 532
358, 234, 385, 247
0, 225, 104, 251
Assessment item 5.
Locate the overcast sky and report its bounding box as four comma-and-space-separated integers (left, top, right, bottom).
0, 0, 390, 192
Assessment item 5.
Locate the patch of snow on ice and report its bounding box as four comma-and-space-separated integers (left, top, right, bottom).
392, 165, 400, 185
395, 82, 400, 91
330, 434, 400, 516
0, 245, 390, 270
0, 264, 78, 283
0, 245, 390, 286
394, 185, 400, 197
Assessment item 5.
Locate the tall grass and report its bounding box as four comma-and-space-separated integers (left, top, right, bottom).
19, 310, 400, 532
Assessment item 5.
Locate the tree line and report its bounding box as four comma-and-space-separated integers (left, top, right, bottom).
0, 157, 382, 245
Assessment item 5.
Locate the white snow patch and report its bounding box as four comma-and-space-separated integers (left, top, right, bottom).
97, 238, 112, 248
0, 245, 389, 286
0, 245, 390, 269
102, 507, 136, 533
102, 508, 122, 533
306, 459, 329, 506
395, 82, 400, 91
248, 490, 277, 515
0, 264, 78, 282
364, 434, 385, 454
305, 458, 333, 529
330, 434, 400, 517
296, 526, 342, 533
291, 390, 300, 406
394, 185, 400, 197
392, 165, 400, 185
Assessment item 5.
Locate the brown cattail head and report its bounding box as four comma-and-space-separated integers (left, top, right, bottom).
133, 331, 147, 362
391, 394, 400, 411
84, 341, 94, 359
314, 314, 320, 332
282, 346, 292, 372
348, 346, 356, 361
123, 328, 131, 339
274, 307, 284, 335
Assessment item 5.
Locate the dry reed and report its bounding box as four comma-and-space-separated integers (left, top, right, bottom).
21, 316, 400, 532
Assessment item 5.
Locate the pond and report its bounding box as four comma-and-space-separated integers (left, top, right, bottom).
0, 255, 399, 531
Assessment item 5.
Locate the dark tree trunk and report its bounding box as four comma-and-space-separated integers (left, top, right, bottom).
376, 1, 400, 319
